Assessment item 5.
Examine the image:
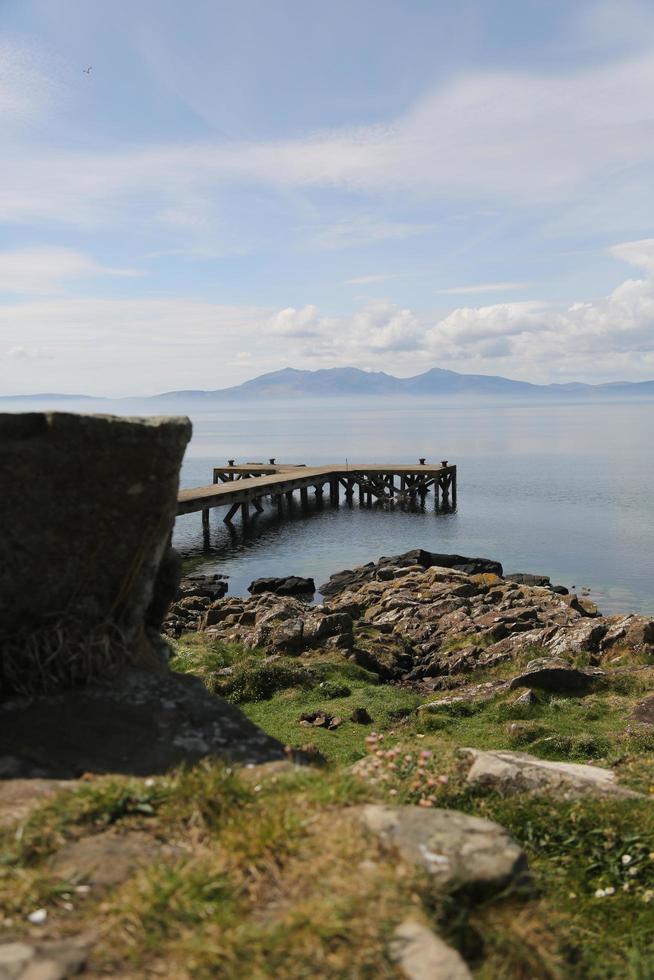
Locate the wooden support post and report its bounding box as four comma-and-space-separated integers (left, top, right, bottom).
358, 481, 364, 506
252, 497, 264, 513
202, 508, 210, 549
241, 502, 250, 524
285, 490, 294, 507
330, 478, 339, 506
314, 484, 324, 508
276, 494, 284, 516
223, 503, 239, 524
300, 487, 309, 508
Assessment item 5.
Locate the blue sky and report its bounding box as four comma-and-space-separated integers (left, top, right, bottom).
2, 0, 654, 394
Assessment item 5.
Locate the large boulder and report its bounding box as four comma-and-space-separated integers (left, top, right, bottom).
0, 669, 289, 777
508, 658, 605, 694
319, 552, 503, 597
248, 575, 315, 597
0, 412, 191, 694
359, 804, 529, 898
460, 748, 641, 799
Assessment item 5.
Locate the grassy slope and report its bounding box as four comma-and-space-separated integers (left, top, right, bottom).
1, 633, 653, 978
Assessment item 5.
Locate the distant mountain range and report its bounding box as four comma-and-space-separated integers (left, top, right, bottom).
151, 366, 654, 400
3, 366, 654, 402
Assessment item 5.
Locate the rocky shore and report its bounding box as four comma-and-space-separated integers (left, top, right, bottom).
4, 540, 654, 977
163, 548, 653, 692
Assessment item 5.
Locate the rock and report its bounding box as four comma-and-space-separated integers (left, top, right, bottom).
546, 620, 608, 658
0, 779, 73, 829
303, 611, 353, 648
0, 669, 290, 778
506, 572, 552, 588
564, 594, 600, 618
385, 551, 503, 577
509, 658, 605, 693
178, 573, 228, 601
419, 681, 508, 715
632, 696, 654, 725
268, 618, 306, 653
47, 828, 178, 889
359, 804, 529, 897
0, 412, 191, 695
299, 711, 342, 730
460, 748, 641, 798
0, 938, 89, 979
248, 576, 315, 596
512, 689, 536, 706
390, 920, 472, 980
319, 552, 502, 596
623, 617, 654, 653
350, 707, 373, 724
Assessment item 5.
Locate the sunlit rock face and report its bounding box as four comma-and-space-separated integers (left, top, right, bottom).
0, 412, 192, 694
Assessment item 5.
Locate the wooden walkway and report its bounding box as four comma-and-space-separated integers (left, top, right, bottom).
177, 460, 456, 539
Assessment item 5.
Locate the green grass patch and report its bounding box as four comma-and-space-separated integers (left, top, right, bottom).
244, 677, 421, 765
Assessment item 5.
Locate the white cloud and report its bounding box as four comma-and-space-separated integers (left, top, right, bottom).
2, 239, 654, 393
435, 282, 529, 295
5, 46, 654, 229
270, 306, 323, 338
344, 273, 399, 286
0, 247, 141, 294
609, 238, 654, 273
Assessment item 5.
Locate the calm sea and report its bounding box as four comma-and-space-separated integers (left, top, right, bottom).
170, 398, 654, 616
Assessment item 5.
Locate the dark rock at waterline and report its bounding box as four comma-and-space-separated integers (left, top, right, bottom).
248, 575, 315, 597
505, 572, 568, 595
384, 550, 504, 576
319, 551, 502, 597
178, 573, 228, 601
0, 412, 192, 695
0, 670, 289, 778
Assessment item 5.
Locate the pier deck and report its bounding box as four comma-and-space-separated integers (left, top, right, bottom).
177, 460, 456, 539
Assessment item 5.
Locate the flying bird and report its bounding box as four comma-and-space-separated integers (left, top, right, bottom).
83, 66, 92, 74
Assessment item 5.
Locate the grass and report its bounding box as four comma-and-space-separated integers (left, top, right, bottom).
2, 629, 654, 977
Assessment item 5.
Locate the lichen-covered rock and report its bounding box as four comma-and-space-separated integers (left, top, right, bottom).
460, 748, 641, 798
0, 412, 191, 694
390, 920, 472, 979
359, 804, 529, 897
171, 552, 652, 690
319, 551, 503, 597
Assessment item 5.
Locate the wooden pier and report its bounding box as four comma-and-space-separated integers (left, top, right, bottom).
177, 459, 456, 544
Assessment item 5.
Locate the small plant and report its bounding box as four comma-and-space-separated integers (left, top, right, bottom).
216, 656, 315, 702
360, 731, 449, 806
317, 679, 352, 699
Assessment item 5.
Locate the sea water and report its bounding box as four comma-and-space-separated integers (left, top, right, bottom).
170, 398, 654, 615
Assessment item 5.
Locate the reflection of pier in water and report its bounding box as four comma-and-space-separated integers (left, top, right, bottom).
177, 459, 457, 549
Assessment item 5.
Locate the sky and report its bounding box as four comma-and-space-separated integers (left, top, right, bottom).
2, 0, 654, 395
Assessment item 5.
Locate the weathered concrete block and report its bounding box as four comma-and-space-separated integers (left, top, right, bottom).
0, 412, 191, 693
